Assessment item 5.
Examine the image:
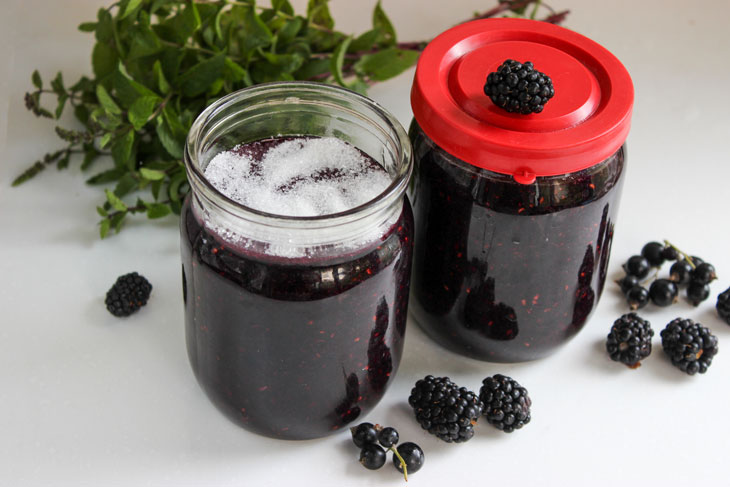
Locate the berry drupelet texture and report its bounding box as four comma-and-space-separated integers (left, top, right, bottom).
408, 376, 484, 443
104, 272, 152, 317
483, 60, 555, 114
660, 318, 719, 375
479, 374, 532, 433
717, 287, 730, 325
606, 313, 654, 368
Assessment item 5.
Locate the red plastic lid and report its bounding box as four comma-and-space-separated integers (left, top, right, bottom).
411, 18, 634, 184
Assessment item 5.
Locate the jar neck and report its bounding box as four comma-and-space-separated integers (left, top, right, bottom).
185, 82, 412, 259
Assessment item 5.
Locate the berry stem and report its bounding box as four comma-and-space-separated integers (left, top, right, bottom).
663, 240, 697, 269
389, 446, 408, 482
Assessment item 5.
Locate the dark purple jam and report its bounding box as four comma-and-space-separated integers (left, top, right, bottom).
180, 138, 413, 439
409, 122, 625, 362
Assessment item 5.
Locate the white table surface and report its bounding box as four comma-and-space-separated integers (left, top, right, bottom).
2, 1, 730, 486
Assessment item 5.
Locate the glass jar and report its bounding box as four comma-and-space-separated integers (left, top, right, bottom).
408, 19, 634, 362
181, 82, 413, 439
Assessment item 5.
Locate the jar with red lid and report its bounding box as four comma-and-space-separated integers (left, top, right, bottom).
408, 18, 634, 362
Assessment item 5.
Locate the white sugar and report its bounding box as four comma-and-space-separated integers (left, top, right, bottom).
204, 137, 391, 217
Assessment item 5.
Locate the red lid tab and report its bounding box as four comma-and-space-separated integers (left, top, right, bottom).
411, 18, 634, 182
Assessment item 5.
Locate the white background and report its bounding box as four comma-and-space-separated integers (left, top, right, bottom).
2, 1, 730, 486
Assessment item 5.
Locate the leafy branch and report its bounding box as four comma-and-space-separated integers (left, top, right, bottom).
15, 0, 567, 238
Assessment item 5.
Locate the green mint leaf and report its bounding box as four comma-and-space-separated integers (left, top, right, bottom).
96, 206, 108, 217
347, 78, 369, 96
307, 0, 334, 29
140, 167, 166, 181
105, 188, 128, 211
87, 167, 126, 185
145, 202, 172, 219
99, 133, 113, 150
239, 5, 274, 52
168, 170, 188, 202
95, 8, 114, 43
32, 70, 42, 89
110, 211, 127, 233
96, 84, 122, 115
55, 94, 69, 119
330, 35, 353, 86
111, 130, 135, 169
372, 1, 397, 46
354, 47, 419, 81
155, 117, 184, 159
113, 63, 158, 107
128, 95, 161, 131
120, 0, 144, 20
294, 57, 331, 81
114, 173, 138, 197
51, 72, 65, 95
153, 60, 171, 94
99, 218, 111, 239
179, 53, 226, 98
161, 1, 202, 43
81, 145, 100, 171
277, 17, 304, 45
128, 15, 162, 59
350, 29, 379, 52
92, 42, 118, 80
272, 0, 295, 15
78, 22, 97, 32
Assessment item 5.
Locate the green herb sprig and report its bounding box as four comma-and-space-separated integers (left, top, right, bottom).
16, 0, 566, 238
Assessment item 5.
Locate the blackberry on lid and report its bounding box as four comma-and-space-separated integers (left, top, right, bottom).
484, 59, 555, 114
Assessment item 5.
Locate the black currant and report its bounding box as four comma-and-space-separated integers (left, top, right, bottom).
669, 260, 693, 285
624, 255, 651, 279
687, 281, 711, 306
641, 241, 665, 267
617, 275, 640, 294
691, 262, 717, 285
661, 246, 679, 261
393, 442, 425, 477
690, 256, 704, 266
350, 422, 377, 448
359, 443, 386, 470
377, 427, 399, 448
649, 279, 678, 307
717, 287, 730, 325
626, 285, 650, 310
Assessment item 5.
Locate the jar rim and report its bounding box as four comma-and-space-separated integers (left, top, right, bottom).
185, 81, 412, 229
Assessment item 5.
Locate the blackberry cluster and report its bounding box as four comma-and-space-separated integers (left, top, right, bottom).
105, 272, 153, 317
718, 287, 730, 325
350, 422, 424, 480
617, 241, 717, 310
660, 318, 719, 375
606, 313, 654, 368
479, 375, 532, 433
408, 376, 484, 443
484, 59, 555, 114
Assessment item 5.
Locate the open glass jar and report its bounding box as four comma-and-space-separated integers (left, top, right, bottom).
181, 82, 413, 439
408, 19, 634, 362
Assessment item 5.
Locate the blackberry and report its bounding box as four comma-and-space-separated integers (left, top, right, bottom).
408, 376, 483, 443
641, 241, 666, 267
105, 272, 152, 317
606, 313, 653, 368
649, 279, 678, 307
717, 287, 730, 325
624, 255, 651, 279
483, 59, 555, 114
479, 374, 531, 433
626, 285, 650, 310
660, 318, 718, 375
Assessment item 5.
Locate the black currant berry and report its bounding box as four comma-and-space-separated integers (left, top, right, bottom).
624, 255, 651, 279
641, 241, 665, 267
649, 279, 678, 307
691, 262, 717, 285
717, 287, 730, 325
377, 427, 399, 448
626, 286, 650, 310
351, 423, 377, 448
359, 443, 386, 470
617, 275, 640, 294
669, 260, 693, 285
687, 281, 711, 306
393, 442, 425, 476
661, 246, 679, 261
